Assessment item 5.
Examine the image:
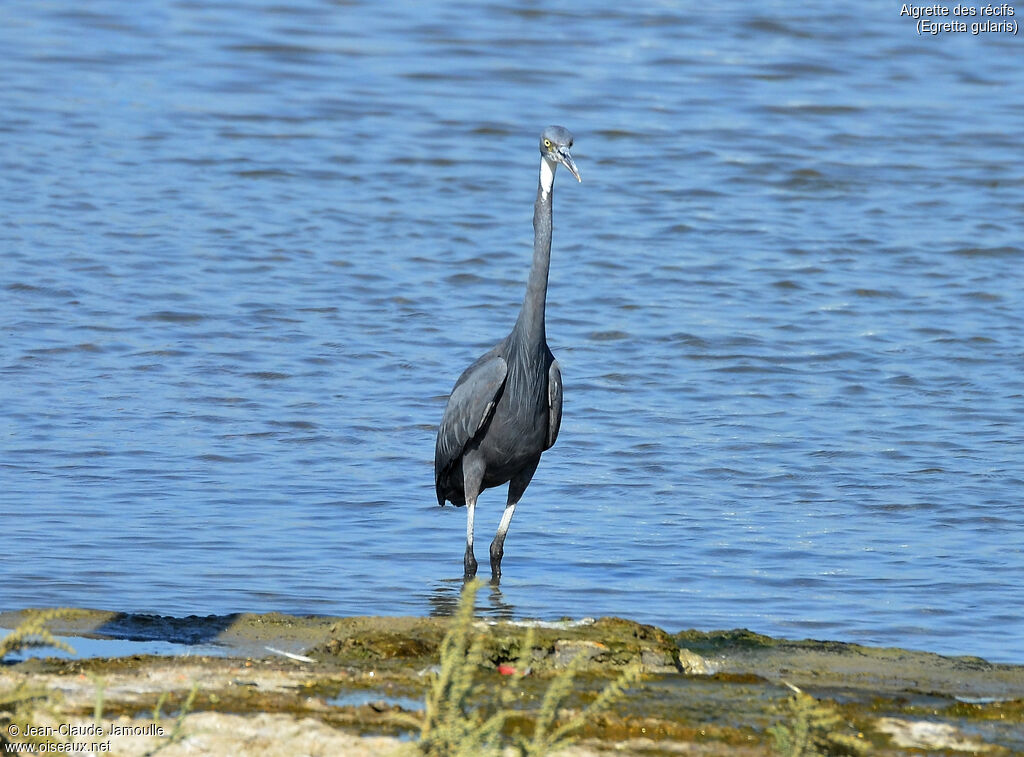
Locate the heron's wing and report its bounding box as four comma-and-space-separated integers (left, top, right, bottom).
434, 354, 508, 480
546, 358, 563, 449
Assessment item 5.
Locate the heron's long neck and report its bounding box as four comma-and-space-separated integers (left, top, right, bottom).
515, 157, 556, 346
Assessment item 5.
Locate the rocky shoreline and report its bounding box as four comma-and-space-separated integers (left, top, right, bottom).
2, 608, 1022, 755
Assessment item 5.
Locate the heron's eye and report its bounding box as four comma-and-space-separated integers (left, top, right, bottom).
543, 139, 552, 148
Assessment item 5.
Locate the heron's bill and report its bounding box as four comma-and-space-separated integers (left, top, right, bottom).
559, 151, 581, 183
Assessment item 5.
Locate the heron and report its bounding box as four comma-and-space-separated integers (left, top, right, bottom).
434, 125, 581, 580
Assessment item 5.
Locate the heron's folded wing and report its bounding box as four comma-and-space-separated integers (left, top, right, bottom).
546, 358, 562, 449
434, 355, 508, 476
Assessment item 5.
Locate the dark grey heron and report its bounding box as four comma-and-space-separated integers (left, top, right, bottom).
434, 125, 581, 580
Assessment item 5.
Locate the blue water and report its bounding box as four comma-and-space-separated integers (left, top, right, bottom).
2, 1, 1023, 664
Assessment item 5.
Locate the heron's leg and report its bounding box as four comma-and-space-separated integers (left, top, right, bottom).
463, 453, 486, 578
465, 497, 478, 577
490, 456, 539, 579
489, 502, 516, 580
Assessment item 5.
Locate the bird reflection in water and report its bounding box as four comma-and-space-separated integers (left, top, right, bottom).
427, 578, 516, 620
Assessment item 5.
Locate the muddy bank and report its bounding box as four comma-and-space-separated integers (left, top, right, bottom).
2, 608, 1023, 755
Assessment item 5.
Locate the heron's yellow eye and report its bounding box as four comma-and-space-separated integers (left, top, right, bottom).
543, 139, 552, 148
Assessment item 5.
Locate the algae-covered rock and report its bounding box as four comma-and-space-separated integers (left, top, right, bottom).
5, 606, 1024, 755
306, 615, 682, 673
324, 632, 438, 661
676, 648, 715, 675
310, 617, 446, 665
674, 628, 779, 653
552, 639, 608, 666
488, 617, 681, 673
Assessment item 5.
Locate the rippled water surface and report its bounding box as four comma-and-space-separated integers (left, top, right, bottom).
3, 1, 1023, 663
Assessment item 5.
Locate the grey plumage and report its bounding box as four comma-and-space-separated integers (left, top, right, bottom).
434, 125, 580, 579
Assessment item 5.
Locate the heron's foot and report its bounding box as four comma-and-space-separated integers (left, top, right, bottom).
489, 542, 503, 580
464, 548, 478, 578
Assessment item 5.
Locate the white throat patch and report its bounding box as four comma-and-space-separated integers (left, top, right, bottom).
540, 158, 556, 197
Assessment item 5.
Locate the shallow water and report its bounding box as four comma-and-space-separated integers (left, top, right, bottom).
0, 628, 226, 661
3, 1, 1023, 663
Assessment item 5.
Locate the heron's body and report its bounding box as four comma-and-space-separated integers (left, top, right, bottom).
434, 126, 580, 579
435, 336, 558, 504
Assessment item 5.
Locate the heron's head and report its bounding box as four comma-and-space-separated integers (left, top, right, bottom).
539, 125, 581, 183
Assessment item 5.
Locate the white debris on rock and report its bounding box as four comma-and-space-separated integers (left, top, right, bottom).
875, 717, 996, 752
